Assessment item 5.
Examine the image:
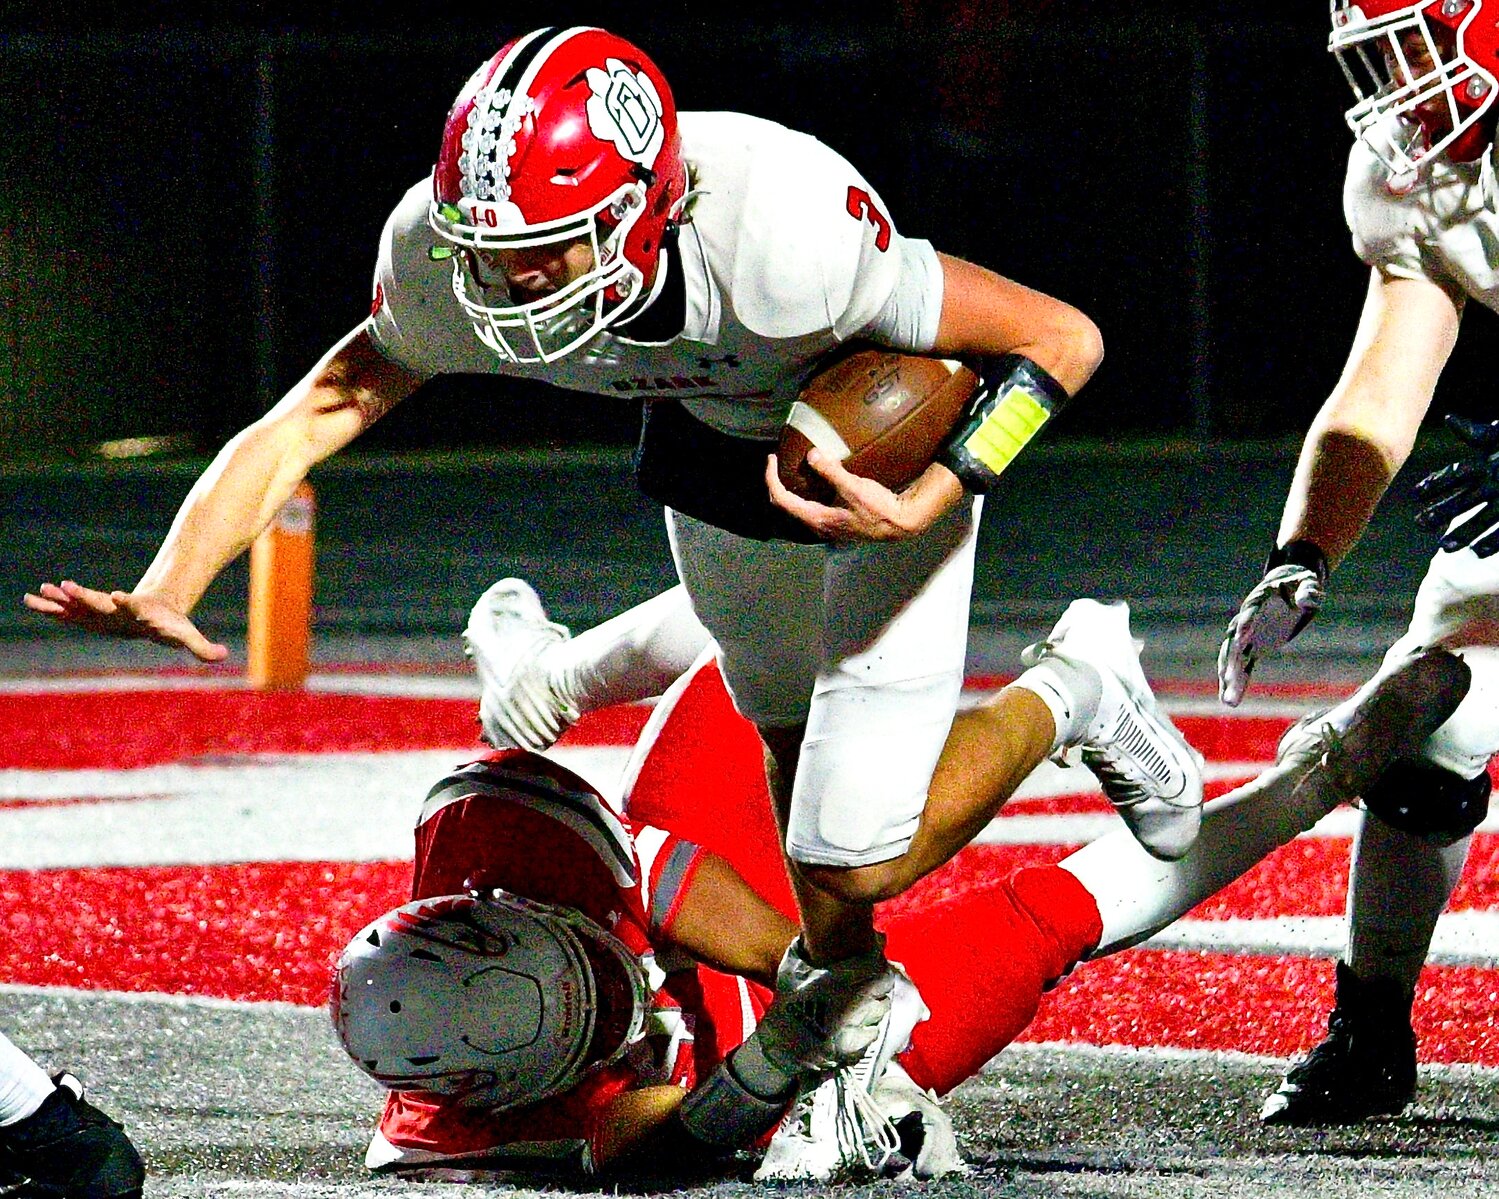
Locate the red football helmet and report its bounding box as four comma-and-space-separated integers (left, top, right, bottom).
429, 27, 688, 363
1330, 0, 1499, 175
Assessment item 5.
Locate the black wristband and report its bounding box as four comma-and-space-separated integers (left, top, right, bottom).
676, 1056, 793, 1149
936, 354, 1070, 493
1263, 539, 1329, 586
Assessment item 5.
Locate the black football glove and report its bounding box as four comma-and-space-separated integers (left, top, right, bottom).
1414, 413, 1499, 557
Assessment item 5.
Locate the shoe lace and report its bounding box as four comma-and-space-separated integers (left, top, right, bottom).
831, 1067, 901, 1175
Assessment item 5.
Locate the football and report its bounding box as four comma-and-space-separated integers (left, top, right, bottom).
777, 350, 978, 503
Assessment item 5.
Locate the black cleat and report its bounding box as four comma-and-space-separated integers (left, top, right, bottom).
0, 1074, 145, 1198
1260, 962, 1417, 1125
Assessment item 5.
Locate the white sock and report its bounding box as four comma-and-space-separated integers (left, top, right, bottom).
1063, 749, 1341, 956
1012, 655, 1102, 752
1346, 812, 1470, 994
0, 1032, 56, 1126
547, 585, 713, 713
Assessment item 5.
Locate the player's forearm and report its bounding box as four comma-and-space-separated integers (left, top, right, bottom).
1276, 400, 1415, 571
133, 420, 324, 612
135, 328, 418, 612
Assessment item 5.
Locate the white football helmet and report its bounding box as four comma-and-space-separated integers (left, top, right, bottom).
331, 891, 648, 1111
1330, 0, 1499, 175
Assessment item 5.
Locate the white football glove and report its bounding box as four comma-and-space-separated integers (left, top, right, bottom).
753, 938, 895, 1078
1218, 558, 1326, 707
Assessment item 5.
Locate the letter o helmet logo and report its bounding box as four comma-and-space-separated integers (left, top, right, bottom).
585, 59, 665, 168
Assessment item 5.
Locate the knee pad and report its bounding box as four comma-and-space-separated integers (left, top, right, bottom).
1362, 758, 1491, 846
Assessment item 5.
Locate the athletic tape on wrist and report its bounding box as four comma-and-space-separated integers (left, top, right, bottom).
726, 1031, 799, 1100
937, 354, 1069, 493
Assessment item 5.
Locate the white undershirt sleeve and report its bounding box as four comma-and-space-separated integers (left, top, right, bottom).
860, 235, 945, 353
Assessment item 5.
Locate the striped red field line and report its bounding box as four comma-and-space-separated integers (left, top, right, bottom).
0, 689, 1287, 769
2, 855, 1494, 1066
0, 692, 653, 769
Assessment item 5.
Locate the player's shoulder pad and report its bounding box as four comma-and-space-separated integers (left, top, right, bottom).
695, 114, 904, 339
367, 175, 449, 369
1341, 127, 1420, 270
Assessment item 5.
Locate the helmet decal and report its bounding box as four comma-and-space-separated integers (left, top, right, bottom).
460, 85, 538, 204
585, 58, 665, 168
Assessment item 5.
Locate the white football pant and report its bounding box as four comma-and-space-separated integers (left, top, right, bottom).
665, 498, 981, 868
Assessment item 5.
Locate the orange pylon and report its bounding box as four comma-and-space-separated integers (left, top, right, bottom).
247, 482, 315, 690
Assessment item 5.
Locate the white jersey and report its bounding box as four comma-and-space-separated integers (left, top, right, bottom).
1344, 121, 1499, 307
368, 110, 942, 439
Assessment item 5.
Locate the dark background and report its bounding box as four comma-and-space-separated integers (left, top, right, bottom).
4, 1, 1493, 460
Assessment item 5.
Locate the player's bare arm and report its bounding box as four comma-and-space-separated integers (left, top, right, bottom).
660, 852, 796, 988
1278, 269, 1462, 569
25, 326, 421, 660
769, 253, 1102, 542
1218, 269, 1463, 705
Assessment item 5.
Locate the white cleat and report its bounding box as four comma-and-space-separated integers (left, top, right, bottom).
1023, 599, 1204, 860
870, 1062, 969, 1179
755, 968, 933, 1183
463, 578, 579, 751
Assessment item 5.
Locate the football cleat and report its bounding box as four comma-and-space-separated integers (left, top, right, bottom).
1023, 599, 1204, 860
0, 1073, 145, 1199
1314, 647, 1471, 801
1261, 961, 1417, 1125
753, 1069, 900, 1183
463, 578, 580, 751
870, 1062, 968, 1180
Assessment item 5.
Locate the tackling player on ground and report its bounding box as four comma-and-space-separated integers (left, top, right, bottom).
24, 24, 1203, 1126
330, 577, 1458, 1181
1215, 0, 1499, 1124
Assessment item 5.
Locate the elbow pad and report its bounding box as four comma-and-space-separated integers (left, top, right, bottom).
936, 354, 1070, 493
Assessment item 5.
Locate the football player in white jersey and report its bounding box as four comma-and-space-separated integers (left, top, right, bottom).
24, 25, 1208, 1099
1211, 0, 1499, 1123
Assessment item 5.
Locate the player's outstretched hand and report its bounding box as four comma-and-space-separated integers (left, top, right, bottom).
1414, 413, 1499, 558
765, 451, 963, 543
24, 581, 228, 662
1217, 561, 1325, 707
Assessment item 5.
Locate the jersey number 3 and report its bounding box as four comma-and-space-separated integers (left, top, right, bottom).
846, 187, 891, 252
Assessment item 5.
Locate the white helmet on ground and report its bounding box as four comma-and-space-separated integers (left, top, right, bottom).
331, 891, 649, 1111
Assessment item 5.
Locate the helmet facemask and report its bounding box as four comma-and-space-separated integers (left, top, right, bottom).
1331, 0, 1499, 176
430, 181, 653, 364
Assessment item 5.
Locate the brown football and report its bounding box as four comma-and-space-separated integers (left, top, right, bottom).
777, 350, 978, 503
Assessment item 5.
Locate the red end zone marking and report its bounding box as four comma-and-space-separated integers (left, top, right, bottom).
0, 692, 649, 769
1024, 950, 1499, 1067
0, 861, 411, 1003
3, 857, 1495, 1066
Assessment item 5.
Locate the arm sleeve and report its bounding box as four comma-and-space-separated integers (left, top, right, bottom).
365, 178, 444, 378
859, 235, 945, 352
727, 127, 913, 341
630, 822, 708, 936
1343, 136, 1463, 295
